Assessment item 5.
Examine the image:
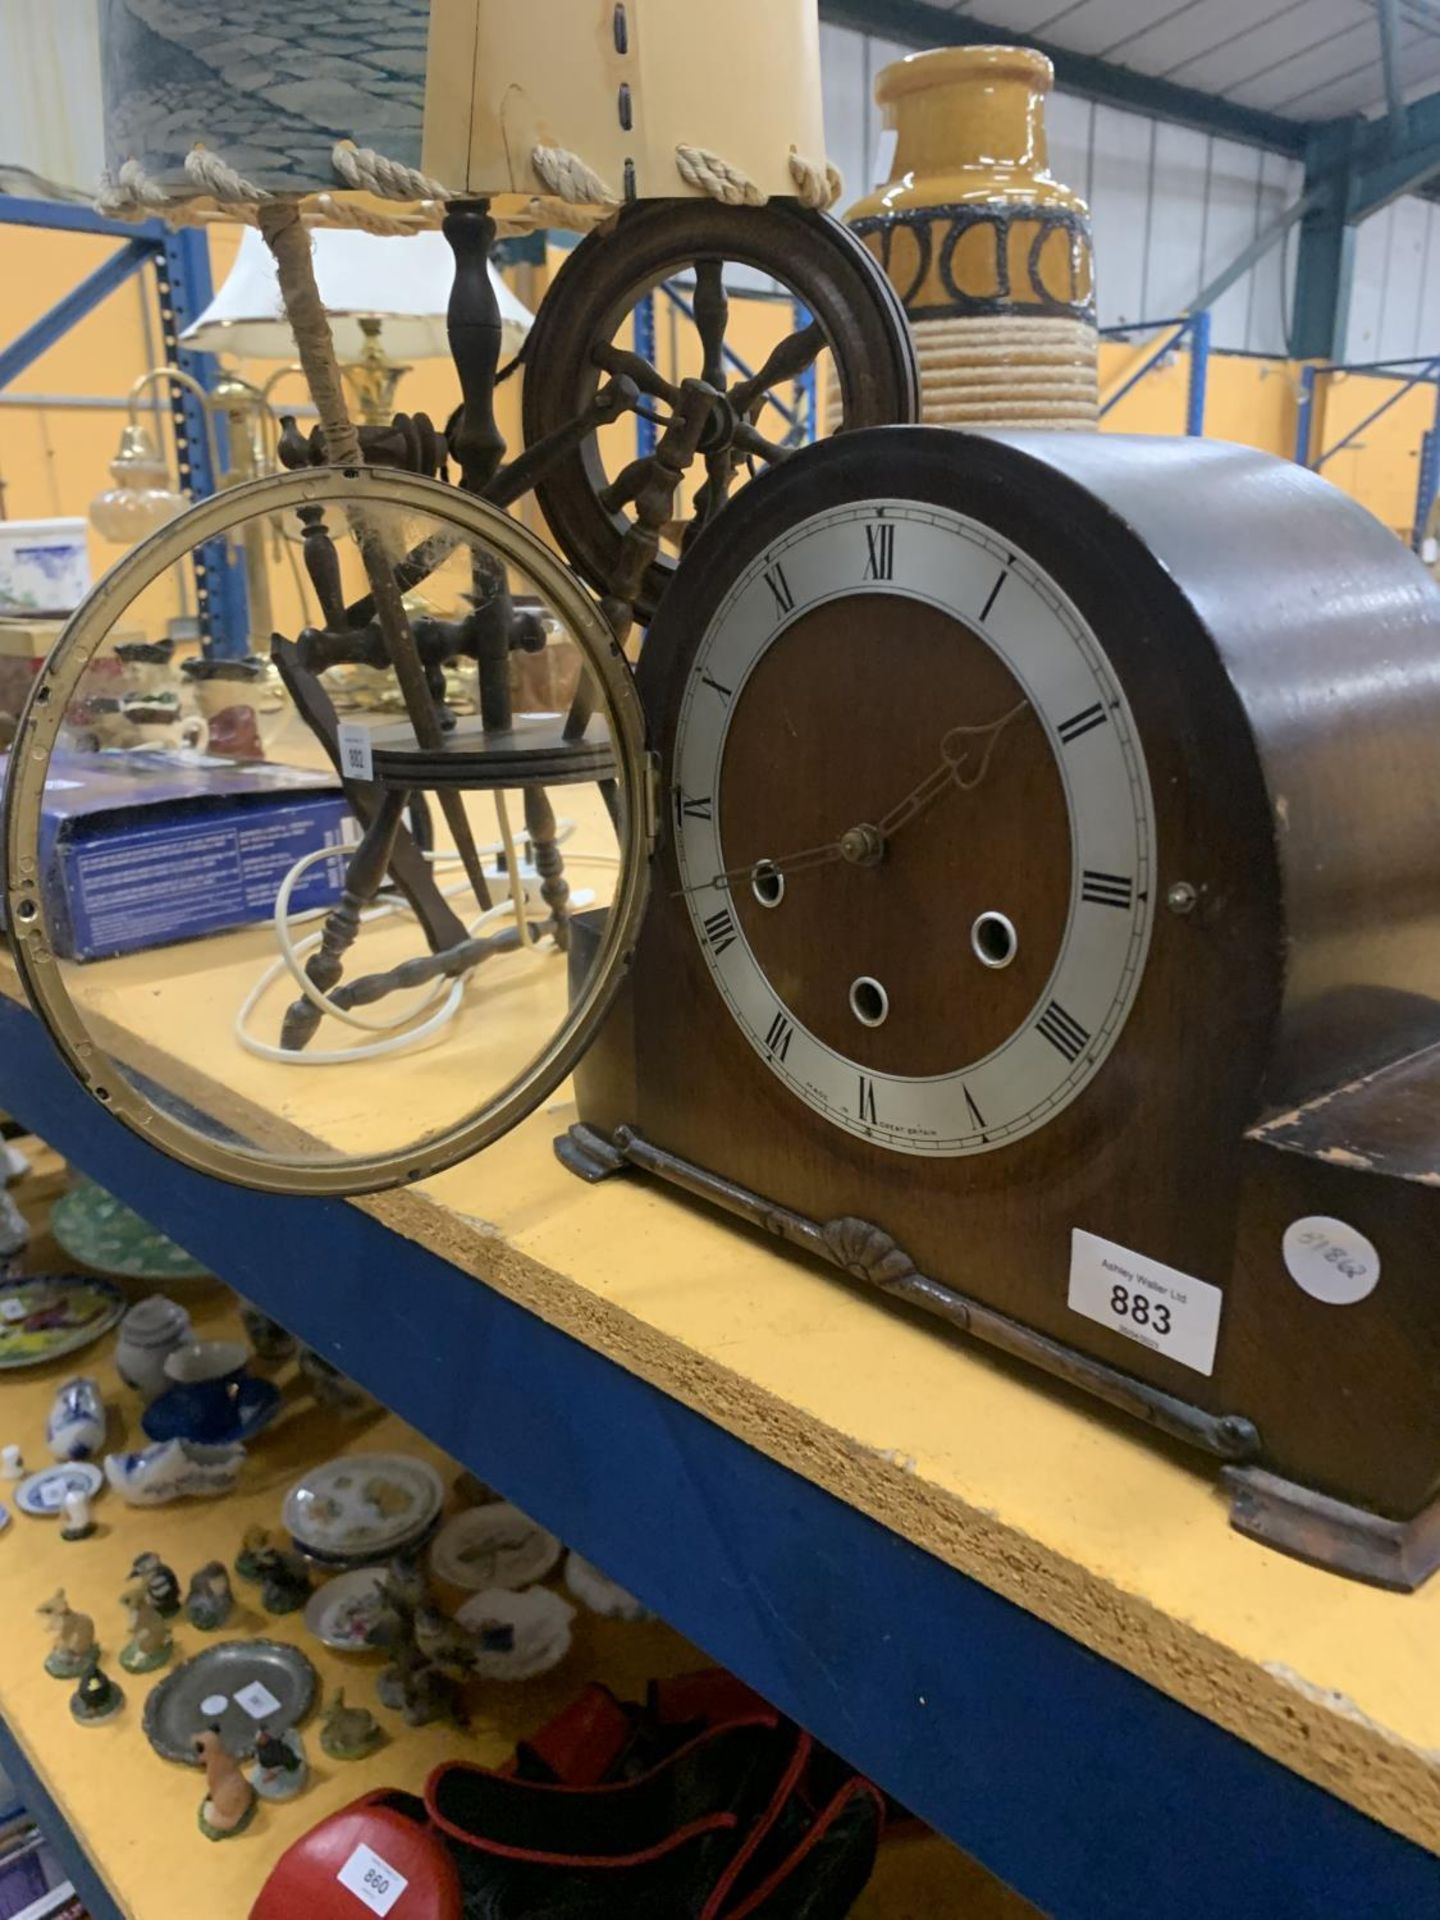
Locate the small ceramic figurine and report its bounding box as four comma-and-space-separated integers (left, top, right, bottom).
118, 1582, 173, 1674
194, 1729, 257, 1841
413, 1605, 504, 1677
238, 1304, 296, 1364
185, 1561, 234, 1632
114, 1295, 191, 1401
69, 1652, 124, 1726
234, 1525, 272, 1583
252, 1546, 311, 1616
38, 1590, 96, 1678
129, 1550, 181, 1617
60, 1486, 96, 1541
46, 1376, 105, 1461
0, 1445, 22, 1481
319, 1689, 383, 1761
370, 1558, 465, 1729
297, 1347, 377, 1419
246, 1723, 307, 1801
104, 1437, 245, 1506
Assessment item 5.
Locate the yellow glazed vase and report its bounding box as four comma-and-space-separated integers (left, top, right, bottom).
846, 46, 1098, 429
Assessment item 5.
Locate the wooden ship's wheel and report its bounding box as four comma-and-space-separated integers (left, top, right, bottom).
522, 199, 919, 618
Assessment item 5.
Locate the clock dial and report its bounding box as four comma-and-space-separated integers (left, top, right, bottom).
672, 500, 1156, 1157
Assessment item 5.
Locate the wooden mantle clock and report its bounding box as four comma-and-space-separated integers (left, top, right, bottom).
559, 424, 1440, 1591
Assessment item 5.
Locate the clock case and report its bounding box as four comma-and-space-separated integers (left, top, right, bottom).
560, 425, 1440, 1589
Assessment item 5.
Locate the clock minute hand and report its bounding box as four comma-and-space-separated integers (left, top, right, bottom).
875, 700, 1030, 841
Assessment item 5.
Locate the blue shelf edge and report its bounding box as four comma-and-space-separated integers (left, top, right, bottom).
1, 993, 1435, 1919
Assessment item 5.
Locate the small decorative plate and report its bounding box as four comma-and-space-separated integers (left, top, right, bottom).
303, 1567, 395, 1652
142, 1638, 318, 1764
454, 1587, 576, 1681
50, 1178, 210, 1282
0, 1275, 124, 1371
284, 1453, 444, 1561
428, 1503, 561, 1595
16, 1460, 103, 1517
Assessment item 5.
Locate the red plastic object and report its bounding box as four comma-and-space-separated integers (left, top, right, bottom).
249, 1790, 461, 1920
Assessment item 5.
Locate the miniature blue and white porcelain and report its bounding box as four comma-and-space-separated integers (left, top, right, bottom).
104, 1437, 245, 1506
47, 1376, 105, 1461
16, 1461, 103, 1518
114, 1295, 191, 1401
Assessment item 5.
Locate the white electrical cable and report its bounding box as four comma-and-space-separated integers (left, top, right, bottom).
233, 810, 615, 1067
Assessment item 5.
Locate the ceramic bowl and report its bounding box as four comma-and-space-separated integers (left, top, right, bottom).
453, 1587, 576, 1680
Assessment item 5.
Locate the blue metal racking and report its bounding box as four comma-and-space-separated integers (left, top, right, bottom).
0, 197, 249, 654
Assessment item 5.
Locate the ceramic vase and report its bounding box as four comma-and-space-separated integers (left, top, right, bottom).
846, 45, 1098, 430
115, 1295, 191, 1401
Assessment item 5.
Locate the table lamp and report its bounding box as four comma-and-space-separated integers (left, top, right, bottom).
181, 227, 533, 424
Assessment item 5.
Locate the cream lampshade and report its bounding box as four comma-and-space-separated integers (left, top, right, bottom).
180, 228, 532, 362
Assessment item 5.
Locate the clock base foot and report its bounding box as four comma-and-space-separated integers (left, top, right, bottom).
554, 1123, 632, 1183
1223, 1465, 1440, 1592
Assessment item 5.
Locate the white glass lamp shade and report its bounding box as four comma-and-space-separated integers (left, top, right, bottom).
89, 425, 187, 543
180, 229, 533, 362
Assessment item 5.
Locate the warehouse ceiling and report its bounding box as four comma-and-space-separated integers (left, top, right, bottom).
921, 0, 1440, 122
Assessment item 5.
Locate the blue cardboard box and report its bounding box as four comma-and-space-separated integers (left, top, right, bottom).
1, 751, 355, 961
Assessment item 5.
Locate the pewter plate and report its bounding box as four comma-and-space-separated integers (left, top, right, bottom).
142, 1638, 318, 1764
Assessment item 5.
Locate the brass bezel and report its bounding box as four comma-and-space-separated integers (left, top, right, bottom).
2, 466, 651, 1196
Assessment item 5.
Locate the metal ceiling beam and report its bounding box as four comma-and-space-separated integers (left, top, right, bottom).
1347, 84, 1440, 210
818, 0, 1308, 154
1377, 0, 1410, 148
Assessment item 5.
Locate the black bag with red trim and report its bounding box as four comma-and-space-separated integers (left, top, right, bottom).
423, 1670, 884, 1919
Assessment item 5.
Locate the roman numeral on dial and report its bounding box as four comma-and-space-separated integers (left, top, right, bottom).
763, 1011, 793, 1061
763, 563, 795, 616
674, 789, 713, 824
863, 522, 895, 581
702, 907, 738, 955
1036, 1001, 1090, 1063
700, 672, 733, 703
857, 1075, 878, 1123
1080, 869, 1133, 909
1057, 701, 1108, 745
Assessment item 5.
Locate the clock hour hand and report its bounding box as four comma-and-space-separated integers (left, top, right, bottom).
672, 837, 845, 898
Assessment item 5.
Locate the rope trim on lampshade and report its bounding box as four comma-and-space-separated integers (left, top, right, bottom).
96, 135, 842, 233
